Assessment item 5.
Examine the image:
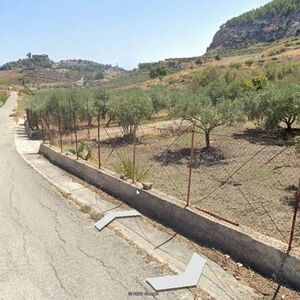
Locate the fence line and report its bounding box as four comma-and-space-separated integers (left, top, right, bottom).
40, 118, 300, 250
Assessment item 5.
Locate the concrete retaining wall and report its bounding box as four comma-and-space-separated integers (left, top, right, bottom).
39, 143, 300, 290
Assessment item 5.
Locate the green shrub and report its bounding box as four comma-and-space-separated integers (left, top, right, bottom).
114, 157, 148, 182
95, 71, 105, 80
0, 92, 8, 107
229, 62, 242, 69
149, 65, 168, 79
67, 148, 76, 155
78, 141, 92, 160
245, 60, 254, 67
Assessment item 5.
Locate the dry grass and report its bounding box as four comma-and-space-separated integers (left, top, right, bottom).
80, 204, 92, 214
89, 210, 103, 221
0, 70, 23, 85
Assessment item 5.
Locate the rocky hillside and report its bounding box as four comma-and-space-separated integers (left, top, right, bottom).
207, 0, 300, 52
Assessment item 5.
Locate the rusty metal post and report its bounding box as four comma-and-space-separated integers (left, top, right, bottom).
73, 112, 79, 160
186, 123, 195, 207
132, 127, 137, 183
58, 113, 63, 153
97, 114, 101, 169
68, 98, 73, 144
287, 178, 300, 254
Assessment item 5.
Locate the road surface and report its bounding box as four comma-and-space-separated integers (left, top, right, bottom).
0, 92, 190, 299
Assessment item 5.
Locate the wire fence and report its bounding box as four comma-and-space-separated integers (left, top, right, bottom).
46, 117, 300, 252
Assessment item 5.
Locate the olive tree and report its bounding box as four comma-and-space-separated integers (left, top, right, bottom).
26, 92, 48, 129
175, 92, 240, 148
148, 86, 169, 113
107, 88, 153, 136
79, 89, 95, 138
93, 87, 110, 126
242, 84, 300, 132
92, 88, 110, 167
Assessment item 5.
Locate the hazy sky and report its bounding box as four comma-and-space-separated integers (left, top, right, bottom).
0, 0, 270, 69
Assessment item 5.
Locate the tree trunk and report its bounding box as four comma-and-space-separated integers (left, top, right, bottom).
284, 116, 295, 133
205, 131, 210, 149
73, 113, 78, 160
105, 118, 111, 127
58, 113, 63, 153
87, 115, 91, 139
97, 114, 101, 169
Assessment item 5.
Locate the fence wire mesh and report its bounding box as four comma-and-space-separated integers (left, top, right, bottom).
47, 118, 300, 249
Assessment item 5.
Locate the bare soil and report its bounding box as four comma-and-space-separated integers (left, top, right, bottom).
57, 121, 300, 247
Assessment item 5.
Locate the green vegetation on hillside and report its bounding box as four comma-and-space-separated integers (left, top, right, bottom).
99, 69, 150, 88
226, 0, 300, 26
0, 55, 125, 85
25, 56, 300, 150
0, 57, 53, 71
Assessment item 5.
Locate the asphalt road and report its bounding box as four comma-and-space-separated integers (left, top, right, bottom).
0, 93, 189, 299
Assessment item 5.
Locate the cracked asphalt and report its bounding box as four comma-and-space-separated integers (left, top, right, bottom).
0, 93, 193, 299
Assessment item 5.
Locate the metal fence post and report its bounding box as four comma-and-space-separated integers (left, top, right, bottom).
287, 178, 300, 254
132, 127, 137, 183
68, 99, 73, 144
97, 114, 101, 169
58, 113, 63, 153
73, 112, 79, 160
186, 123, 195, 207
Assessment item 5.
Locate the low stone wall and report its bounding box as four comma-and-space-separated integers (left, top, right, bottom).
39, 143, 300, 290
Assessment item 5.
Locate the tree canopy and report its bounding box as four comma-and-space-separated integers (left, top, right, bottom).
175, 91, 240, 148
107, 88, 153, 135
242, 84, 300, 131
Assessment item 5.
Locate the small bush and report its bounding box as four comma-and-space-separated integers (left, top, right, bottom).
149, 65, 168, 79
229, 62, 242, 69
245, 60, 254, 67
78, 141, 92, 160
0, 92, 8, 107
80, 204, 91, 214
90, 211, 103, 221
114, 157, 148, 182
95, 71, 105, 80
67, 148, 76, 155
195, 58, 203, 65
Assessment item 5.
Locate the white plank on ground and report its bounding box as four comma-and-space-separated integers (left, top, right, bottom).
147, 253, 206, 291
94, 210, 141, 231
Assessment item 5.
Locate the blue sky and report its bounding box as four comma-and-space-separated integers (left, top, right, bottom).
0, 0, 270, 69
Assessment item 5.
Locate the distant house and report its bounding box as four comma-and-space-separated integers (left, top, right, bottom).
32, 54, 49, 61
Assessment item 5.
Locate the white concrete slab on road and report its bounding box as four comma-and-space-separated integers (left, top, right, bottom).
147, 253, 206, 291
94, 210, 141, 231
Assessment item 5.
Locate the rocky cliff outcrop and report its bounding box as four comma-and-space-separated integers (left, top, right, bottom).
207, 0, 300, 52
